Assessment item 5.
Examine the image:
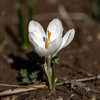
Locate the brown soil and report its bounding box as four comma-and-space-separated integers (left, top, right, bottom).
0, 0, 100, 100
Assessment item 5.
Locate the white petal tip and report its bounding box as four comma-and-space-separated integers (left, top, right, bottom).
53, 18, 62, 25
70, 28, 75, 33
69, 29, 75, 37
28, 20, 36, 32
61, 28, 75, 49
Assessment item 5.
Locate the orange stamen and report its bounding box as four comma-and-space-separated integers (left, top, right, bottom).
46, 30, 51, 49
47, 30, 51, 40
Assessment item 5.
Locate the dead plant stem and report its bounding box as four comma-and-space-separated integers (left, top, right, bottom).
58, 4, 76, 29
0, 75, 100, 96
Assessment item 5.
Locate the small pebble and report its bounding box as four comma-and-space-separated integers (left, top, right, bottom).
7, 57, 14, 64
93, 60, 98, 65
48, 93, 51, 96
87, 35, 93, 42
85, 87, 90, 92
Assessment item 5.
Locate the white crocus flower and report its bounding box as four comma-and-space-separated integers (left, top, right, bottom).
28, 18, 75, 58
28, 18, 75, 90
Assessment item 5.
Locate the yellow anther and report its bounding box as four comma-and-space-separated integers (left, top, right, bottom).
46, 30, 51, 49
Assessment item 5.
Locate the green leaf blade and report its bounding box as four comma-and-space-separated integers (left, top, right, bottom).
29, 71, 38, 79
15, 2, 30, 48
22, 78, 30, 83
29, 0, 34, 21
20, 69, 28, 77
31, 79, 36, 83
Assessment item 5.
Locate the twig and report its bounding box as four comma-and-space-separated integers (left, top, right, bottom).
0, 84, 26, 88
34, 12, 89, 22
56, 75, 100, 93
0, 84, 47, 96
58, 4, 76, 29
0, 82, 46, 88
0, 75, 100, 96
68, 94, 75, 100
56, 75, 100, 85
24, 96, 31, 100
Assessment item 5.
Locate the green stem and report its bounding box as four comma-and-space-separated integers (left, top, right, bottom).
52, 58, 56, 88
40, 56, 56, 92
40, 58, 51, 89
47, 56, 52, 89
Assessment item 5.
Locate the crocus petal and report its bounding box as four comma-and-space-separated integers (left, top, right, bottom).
35, 46, 51, 57
52, 29, 75, 57
28, 32, 39, 47
35, 37, 62, 57
46, 19, 63, 41
48, 37, 62, 56
60, 29, 75, 49
28, 21, 46, 48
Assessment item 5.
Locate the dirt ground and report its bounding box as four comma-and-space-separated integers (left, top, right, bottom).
0, 0, 100, 100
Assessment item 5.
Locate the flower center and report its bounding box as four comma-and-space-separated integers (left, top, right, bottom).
46, 30, 51, 49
